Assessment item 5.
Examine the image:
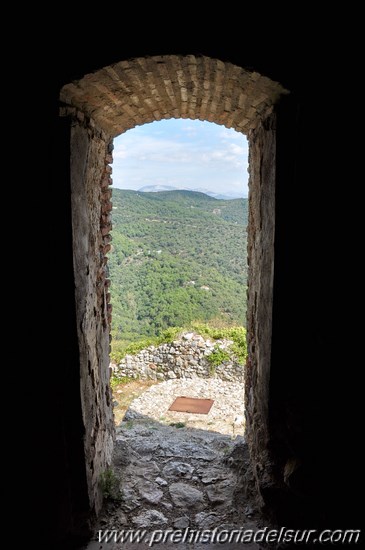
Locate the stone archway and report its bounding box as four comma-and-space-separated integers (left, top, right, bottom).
60, 54, 287, 516
60, 55, 284, 135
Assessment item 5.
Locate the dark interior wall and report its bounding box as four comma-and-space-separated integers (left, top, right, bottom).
41, 116, 91, 547
40, 31, 361, 547
268, 92, 362, 528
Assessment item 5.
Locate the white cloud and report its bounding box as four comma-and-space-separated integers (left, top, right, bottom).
220, 127, 245, 141
113, 133, 198, 166
201, 142, 246, 169
182, 125, 197, 132
230, 143, 246, 156
112, 119, 249, 196
113, 145, 128, 159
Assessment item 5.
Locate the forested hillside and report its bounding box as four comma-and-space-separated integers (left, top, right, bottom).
109, 189, 248, 349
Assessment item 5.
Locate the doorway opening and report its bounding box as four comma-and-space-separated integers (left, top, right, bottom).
106, 122, 249, 525
109, 119, 248, 412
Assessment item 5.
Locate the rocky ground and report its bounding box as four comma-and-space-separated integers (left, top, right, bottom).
85, 378, 265, 549
121, 377, 246, 437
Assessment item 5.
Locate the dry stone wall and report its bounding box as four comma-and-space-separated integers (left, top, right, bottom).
113, 332, 244, 382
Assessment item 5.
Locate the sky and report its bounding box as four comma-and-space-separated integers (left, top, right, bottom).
112, 119, 249, 197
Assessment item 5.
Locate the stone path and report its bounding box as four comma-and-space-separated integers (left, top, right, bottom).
85, 378, 264, 549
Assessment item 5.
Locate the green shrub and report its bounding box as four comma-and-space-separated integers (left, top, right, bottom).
192, 323, 247, 364
160, 326, 182, 342
100, 468, 121, 501
110, 339, 128, 363
110, 375, 135, 388
169, 422, 186, 428
206, 346, 231, 367
230, 327, 247, 364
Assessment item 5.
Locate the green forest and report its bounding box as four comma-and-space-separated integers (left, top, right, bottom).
109, 189, 248, 358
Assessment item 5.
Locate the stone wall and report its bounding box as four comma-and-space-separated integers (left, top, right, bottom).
69, 111, 115, 516
113, 332, 244, 382
245, 112, 276, 502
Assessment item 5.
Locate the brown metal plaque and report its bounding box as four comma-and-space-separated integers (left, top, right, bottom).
168, 397, 214, 414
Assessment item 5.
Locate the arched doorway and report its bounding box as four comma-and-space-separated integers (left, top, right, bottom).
60, 54, 287, 517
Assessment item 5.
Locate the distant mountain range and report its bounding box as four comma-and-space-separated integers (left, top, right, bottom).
137, 184, 246, 201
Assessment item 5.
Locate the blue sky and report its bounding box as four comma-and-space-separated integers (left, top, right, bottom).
112, 119, 249, 197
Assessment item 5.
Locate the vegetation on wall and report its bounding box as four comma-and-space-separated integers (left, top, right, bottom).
110, 323, 247, 365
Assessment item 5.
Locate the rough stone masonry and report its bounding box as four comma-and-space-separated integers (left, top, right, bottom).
112, 332, 244, 382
